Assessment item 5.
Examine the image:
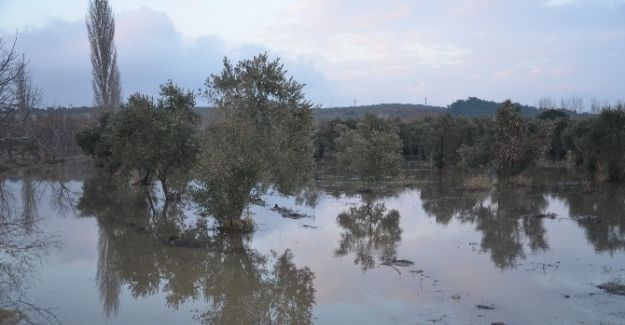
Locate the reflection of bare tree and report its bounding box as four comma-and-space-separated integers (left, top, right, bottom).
0, 178, 59, 324
20, 175, 41, 235
49, 179, 78, 217
335, 203, 402, 271
0, 182, 14, 222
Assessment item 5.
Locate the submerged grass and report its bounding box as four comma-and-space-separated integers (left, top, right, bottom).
220, 217, 255, 233
462, 175, 491, 191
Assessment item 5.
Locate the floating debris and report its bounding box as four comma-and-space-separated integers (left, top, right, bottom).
382, 258, 415, 267
302, 224, 318, 229
523, 213, 556, 220
572, 215, 610, 223
476, 304, 495, 310
271, 204, 309, 219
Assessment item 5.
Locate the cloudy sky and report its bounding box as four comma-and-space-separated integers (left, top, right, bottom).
0, 0, 624, 108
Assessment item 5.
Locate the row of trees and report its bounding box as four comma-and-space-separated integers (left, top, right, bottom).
316, 100, 552, 177
77, 54, 314, 231
315, 100, 625, 181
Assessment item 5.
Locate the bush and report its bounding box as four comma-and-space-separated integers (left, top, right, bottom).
562, 106, 625, 181
195, 54, 314, 230
335, 113, 403, 180
76, 81, 199, 197
494, 100, 552, 176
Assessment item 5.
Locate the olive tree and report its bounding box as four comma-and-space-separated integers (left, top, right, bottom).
76, 81, 199, 198
565, 106, 625, 181
335, 113, 403, 180
195, 54, 314, 231
494, 100, 552, 176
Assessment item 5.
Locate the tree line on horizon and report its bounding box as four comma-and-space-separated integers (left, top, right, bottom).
314, 100, 625, 182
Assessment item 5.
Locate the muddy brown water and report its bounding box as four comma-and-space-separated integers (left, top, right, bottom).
1, 167, 624, 324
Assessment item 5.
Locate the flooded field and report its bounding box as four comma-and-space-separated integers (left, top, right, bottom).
1, 167, 624, 324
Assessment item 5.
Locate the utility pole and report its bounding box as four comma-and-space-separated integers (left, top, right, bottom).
354, 99, 357, 107
425, 97, 428, 106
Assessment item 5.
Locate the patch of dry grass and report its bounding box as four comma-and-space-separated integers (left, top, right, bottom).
220, 216, 255, 233
462, 175, 491, 191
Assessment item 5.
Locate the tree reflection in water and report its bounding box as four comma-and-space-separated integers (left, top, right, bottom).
335, 202, 402, 272
417, 172, 550, 269
556, 183, 625, 253
77, 175, 316, 324
0, 175, 59, 324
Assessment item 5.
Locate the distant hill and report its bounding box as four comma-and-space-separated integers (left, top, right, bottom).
446, 97, 592, 118
34, 98, 592, 125
313, 103, 444, 122
447, 97, 540, 117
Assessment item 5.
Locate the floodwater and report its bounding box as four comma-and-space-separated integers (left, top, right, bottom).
1, 167, 624, 324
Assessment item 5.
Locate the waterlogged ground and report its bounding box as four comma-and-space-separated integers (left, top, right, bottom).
1, 167, 624, 324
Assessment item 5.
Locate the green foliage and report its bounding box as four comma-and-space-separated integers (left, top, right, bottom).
494, 100, 552, 176
76, 81, 199, 196
335, 113, 403, 180
313, 118, 356, 160
537, 109, 569, 161
458, 131, 495, 168
449, 97, 539, 118
398, 119, 428, 160
563, 106, 625, 181
315, 103, 442, 121
423, 115, 470, 168
536, 109, 568, 120
75, 113, 115, 168
195, 54, 314, 227
397, 115, 494, 169
560, 118, 592, 166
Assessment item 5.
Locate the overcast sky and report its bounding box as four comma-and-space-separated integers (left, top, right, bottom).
1, 0, 624, 108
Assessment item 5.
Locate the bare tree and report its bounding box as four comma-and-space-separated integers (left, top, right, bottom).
538, 97, 556, 110
86, 0, 121, 110
0, 36, 22, 140
570, 96, 584, 112
14, 55, 41, 114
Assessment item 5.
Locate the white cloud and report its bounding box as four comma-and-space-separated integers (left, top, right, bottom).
1, 8, 338, 107
2, 0, 625, 107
